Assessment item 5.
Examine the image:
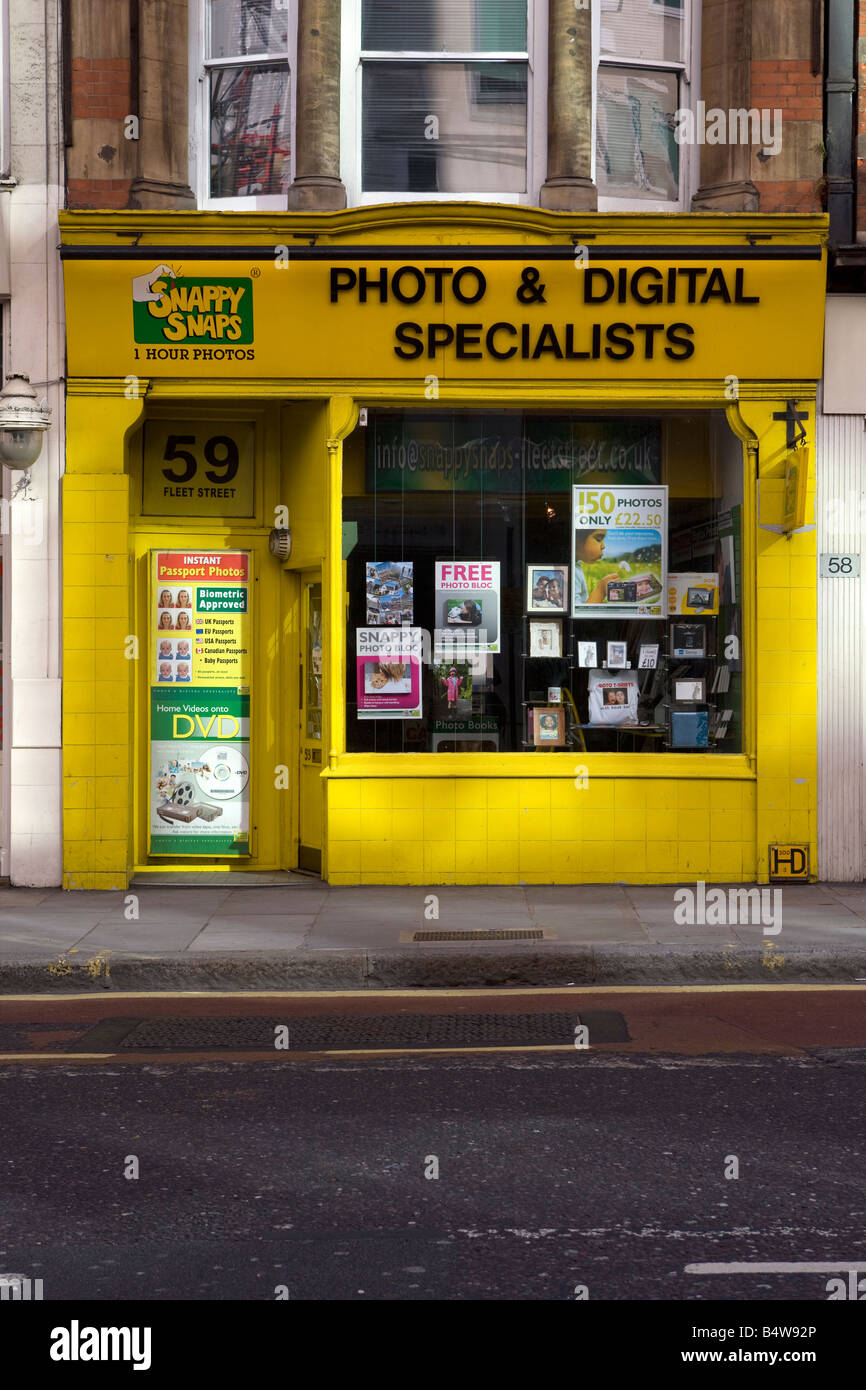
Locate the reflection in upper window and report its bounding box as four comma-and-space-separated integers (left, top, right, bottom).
208, 0, 289, 60
362, 0, 527, 54
600, 0, 686, 66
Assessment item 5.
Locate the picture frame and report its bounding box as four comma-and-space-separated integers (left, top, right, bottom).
526, 564, 568, 614
674, 677, 707, 703
547, 687, 562, 705
529, 618, 562, 658
577, 641, 597, 669
670, 622, 706, 658
606, 640, 628, 669
531, 706, 566, 747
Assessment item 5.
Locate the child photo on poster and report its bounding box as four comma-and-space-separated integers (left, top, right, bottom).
572, 485, 668, 620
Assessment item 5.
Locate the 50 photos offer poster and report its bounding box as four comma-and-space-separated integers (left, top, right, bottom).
149, 551, 251, 856
572, 485, 668, 620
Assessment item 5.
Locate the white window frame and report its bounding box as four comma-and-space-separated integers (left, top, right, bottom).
593, 0, 701, 213
189, 0, 297, 210
341, 0, 547, 207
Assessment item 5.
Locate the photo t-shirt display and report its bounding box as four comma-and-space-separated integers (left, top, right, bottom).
587, 670, 640, 726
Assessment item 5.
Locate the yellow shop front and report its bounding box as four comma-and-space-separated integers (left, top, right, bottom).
59, 206, 826, 889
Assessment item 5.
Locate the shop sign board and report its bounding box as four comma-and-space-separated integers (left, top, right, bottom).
572, 485, 668, 620
149, 550, 251, 856
142, 420, 255, 517
62, 248, 827, 383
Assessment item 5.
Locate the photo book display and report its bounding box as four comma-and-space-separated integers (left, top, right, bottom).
529, 618, 562, 658
526, 564, 568, 615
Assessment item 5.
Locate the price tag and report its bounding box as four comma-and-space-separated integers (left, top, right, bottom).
819, 554, 860, 577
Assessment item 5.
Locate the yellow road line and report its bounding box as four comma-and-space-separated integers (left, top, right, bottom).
0, 983, 862, 1003
0, 1041, 810, 1064
0, 1044, 581, 1063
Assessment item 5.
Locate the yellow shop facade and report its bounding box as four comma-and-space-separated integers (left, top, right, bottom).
59, 206, 826, 890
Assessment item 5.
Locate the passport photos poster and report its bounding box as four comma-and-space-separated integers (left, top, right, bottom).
572, 485, 668, 620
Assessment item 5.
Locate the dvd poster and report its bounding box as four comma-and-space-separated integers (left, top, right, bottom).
434, 561, 500, 654
365, 561, 414, 626
572, 485, 668, 620
356, 627, 423, 719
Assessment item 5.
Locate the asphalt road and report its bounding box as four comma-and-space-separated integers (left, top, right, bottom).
1, 986, 864, 1302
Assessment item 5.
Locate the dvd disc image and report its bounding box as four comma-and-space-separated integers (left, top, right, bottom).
196, 746, 250, 800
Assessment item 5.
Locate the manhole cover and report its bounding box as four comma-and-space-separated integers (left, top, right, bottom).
72, 1011, 629, 1051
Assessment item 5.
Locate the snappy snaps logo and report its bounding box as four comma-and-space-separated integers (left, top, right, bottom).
132, 265, 254, 349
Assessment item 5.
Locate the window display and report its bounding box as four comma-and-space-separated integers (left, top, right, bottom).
343, 409, 743, 754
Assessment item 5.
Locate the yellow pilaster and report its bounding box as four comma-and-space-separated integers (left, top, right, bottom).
734, 396, 818, 882
63, 383, 148, 889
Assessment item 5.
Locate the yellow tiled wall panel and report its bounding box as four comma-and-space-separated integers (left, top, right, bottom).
324, 778, 759, 885
62, 473, 131, 889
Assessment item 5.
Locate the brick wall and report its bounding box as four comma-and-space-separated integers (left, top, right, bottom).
70, 57, 131, 121
750, 55, 824, 213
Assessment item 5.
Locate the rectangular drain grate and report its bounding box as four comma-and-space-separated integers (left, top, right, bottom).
411, 929, 545, 942
69, 1010, 629, 1052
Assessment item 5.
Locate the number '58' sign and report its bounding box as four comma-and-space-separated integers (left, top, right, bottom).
142, 420, 255, 518
819, 553, 861, 578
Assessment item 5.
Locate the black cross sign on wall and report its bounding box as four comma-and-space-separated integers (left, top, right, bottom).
773, 400, 808, 449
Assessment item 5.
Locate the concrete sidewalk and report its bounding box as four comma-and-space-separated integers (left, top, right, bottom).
1, 880, 866, 991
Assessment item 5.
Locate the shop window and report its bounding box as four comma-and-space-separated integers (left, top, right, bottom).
343, 410, 744, 755
595, 0, 696, 210
197, 0, 294, 206
346, 0, 536, 202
